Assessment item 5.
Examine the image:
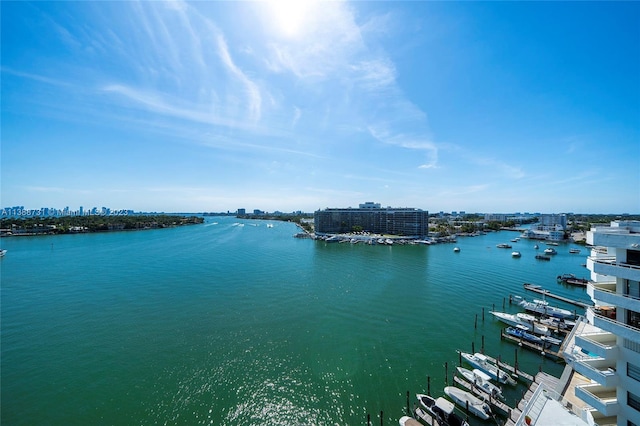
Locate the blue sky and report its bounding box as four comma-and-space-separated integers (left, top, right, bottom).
2, 1, 639, 214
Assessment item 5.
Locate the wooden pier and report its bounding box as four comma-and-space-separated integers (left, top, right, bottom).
453, 375, 514, 417
500, 329, 564, 361
482, 353, 534, 383
522, 283, 592, 309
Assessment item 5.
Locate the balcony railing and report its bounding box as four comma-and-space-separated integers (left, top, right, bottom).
573, 358, 618, 387
588, 308, 640, 341
591, 257, 640, 271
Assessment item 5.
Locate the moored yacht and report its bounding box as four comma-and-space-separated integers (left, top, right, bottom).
459, 352, 517, 386
490, 311, 549, 335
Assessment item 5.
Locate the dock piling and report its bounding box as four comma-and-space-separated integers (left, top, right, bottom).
445, 362, 448, 385
427, 376, 431, 396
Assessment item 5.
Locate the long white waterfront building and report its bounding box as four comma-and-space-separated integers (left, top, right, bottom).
566, 220, 640, 426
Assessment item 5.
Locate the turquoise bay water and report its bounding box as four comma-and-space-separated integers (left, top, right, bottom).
1, 218, 590, 425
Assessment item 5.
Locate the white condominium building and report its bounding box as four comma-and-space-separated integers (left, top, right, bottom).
570, 220, 640, 426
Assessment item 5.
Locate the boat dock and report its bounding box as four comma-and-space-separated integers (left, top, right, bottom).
521, 283, 592, 310
483, 353, 534, 383
453, 375, 514, 417
500, 329, 564, 360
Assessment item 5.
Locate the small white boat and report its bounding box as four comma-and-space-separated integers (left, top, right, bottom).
398, 416, 422, 426
518, 298, 574, 319
456, 367, 504, 401
511, 251, 521, 257
534, 244, 539, 249
266, 223, 274, 228
490, 311, 549, 335
544, 248, 557, 255
496, 243, 512, 249
453, 247, 460, 252
417, 394, 470, 426
444, 386, 492, 420
459, 352, 517, 386
569, 248, 581, 254
0, 249, 6, 257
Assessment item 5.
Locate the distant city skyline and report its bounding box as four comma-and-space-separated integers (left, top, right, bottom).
2, 203, 636, 218
2, 2, 639, 214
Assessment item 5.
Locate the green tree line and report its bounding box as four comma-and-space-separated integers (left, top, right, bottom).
1, 215, 204, 234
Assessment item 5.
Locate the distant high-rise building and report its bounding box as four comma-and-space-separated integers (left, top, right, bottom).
314, 202, 428, 236
237, 208, 246, 216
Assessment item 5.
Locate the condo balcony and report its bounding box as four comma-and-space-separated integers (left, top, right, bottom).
587, 256, 640, 282
587, 229, 640, 249
573, 358, 619, 388
586, 307, 640, 342
574, 384, 619, 417
587, 280, 640, 313
575, 331, 618, 360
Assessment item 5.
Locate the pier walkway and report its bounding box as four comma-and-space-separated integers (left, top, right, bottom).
500, 330, 564, 360
504, 371, 560, 426
522, 284, 592, 309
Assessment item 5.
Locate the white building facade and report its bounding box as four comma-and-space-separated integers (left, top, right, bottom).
569, 220, 640, 426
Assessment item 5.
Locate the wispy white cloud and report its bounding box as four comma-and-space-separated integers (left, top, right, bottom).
368, 125, 438, 169
215, 34, 262, 122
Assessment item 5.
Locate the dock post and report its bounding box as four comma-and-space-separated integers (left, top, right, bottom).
475, 314, 477, 329
380, 410, 383, 426
482, 307, 485, 321
515, 348, 519, 372
481, 335, 485, 353
445, 362, 448, 385
492, 303, 495, 312
503, 297, 506, 310
472, 341, 475, 354
406, 391, 410, 415
367, 414, 370, 426
428, 376, 431, 396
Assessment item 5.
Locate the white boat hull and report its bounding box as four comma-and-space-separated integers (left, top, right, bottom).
460, 352, 517, 386
444, 386, 492, 420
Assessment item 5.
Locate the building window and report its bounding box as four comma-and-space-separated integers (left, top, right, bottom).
627, 279, 640, 299
626, 338, 640, 353
628, 249, 640, 267
630, 363, 640, 383
628, 421, 638, 426
628, 310, 640, 330
629, 392, 640, 413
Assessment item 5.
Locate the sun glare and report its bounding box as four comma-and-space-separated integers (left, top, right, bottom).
267, 0, 315, 37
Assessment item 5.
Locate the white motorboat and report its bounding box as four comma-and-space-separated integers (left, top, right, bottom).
444, 386, 492, 420
490, 311, 549, 335
511, 251, 521, 257
505, 325, 544, 344
459, 352, 517, 386
417, 394, 470, 426
544, 248, 557, 255
456, 367, 504, 401
398, 416, 422, 426
0, 249, 6, 257
453, 247, 460, 252
517, 298, 574, 319
496, 243, 512, 249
